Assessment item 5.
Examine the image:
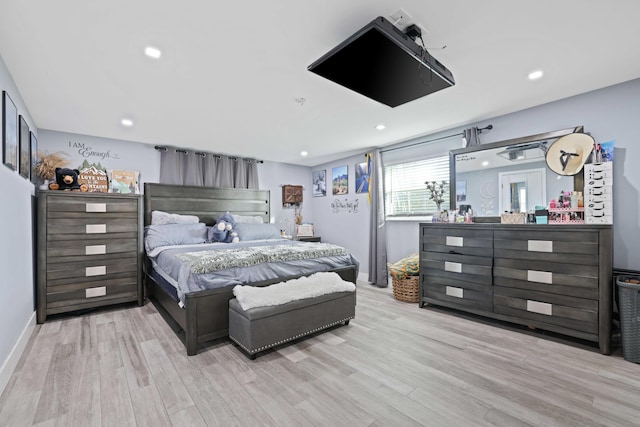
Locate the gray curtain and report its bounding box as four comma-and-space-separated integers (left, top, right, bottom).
233, 157, 247, 189
247, 159, 259, 190
184, 151, 205, 186
463, 127, 480, 147
158, 148, 260, 189
367, 149, 388, 287
159, 149, 185, 184
214, 155, 234, 188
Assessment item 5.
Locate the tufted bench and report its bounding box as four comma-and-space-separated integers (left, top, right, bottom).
228, 281, 356, 359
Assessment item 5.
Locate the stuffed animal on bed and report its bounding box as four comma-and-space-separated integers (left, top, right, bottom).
209, 212, 240, 243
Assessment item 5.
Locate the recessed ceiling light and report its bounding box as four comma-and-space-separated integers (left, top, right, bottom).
144, 46, 162, 59
121, 118, 134, 127
376, 124, 386, 131
482, 161, 489, 167
528, 70, 543, 80
300, 151, 308, 156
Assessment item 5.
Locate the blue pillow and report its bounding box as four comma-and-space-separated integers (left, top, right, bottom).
234, 223, 282, 241
145, 223, 208, 254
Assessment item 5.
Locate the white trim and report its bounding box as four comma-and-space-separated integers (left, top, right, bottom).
357, 272, 369, 283
0, 311, 36, 396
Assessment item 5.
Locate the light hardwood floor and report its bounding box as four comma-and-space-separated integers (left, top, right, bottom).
2, 283, 640, 426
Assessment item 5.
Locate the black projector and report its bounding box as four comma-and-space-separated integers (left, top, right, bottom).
308, 16, 455, 107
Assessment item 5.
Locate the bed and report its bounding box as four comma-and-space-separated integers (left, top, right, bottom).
143, 183, 359, 355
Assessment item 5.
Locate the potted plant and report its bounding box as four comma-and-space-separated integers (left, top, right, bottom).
35, 151, 70, 189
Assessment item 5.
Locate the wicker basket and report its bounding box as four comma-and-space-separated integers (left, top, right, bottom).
617, 276, 640, 363
392, 275, 420, 303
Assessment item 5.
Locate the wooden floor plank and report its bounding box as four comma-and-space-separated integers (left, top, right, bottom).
2, 283, 640, 426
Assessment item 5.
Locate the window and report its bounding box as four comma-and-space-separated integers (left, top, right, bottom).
384, 155, 450, 217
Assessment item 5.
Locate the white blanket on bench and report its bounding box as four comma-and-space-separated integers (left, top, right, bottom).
232, 272, 356, 310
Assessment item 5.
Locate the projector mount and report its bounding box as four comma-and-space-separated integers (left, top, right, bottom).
404, 24, 422, 42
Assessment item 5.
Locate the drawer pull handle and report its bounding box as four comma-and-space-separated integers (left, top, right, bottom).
528, 240, 553, 253
85, 245, 106, 255
445, 261, 462, 273
86, 224, 106, 234
446, 286, 464, 298
446, 236, 463, 247
527, 270, 552, 284
527, 300, 552, 316
86, 266, 106, 276
85, 203, 107, 213
448, 250, 462, 255
86, 286, 106, 298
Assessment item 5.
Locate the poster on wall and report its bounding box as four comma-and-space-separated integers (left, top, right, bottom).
107, 169, 140, 194
30, 132, 38, 184
312, 169, 326, 197
18, 115, 30, 179
332, 165, 348, 195
355, 162, 369, 194
2, 91, 18, 172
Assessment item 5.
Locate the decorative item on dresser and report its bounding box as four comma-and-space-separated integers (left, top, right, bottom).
36, 191, 143, 323
419, 223, 613, 354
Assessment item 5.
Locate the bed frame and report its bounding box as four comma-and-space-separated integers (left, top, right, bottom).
143, 183, 358, 355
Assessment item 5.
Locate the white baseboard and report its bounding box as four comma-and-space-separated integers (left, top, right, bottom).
357, 272, 369, 283
0, 311, 36, 396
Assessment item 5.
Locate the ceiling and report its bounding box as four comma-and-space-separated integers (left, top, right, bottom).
1, 1, 639, 167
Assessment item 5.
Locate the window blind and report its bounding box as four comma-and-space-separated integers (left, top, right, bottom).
384, 155, 450, 216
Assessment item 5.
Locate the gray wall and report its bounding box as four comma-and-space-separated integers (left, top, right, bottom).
0, 55, 37, 392
309, 153, 371, 280
384, 78, 640, 270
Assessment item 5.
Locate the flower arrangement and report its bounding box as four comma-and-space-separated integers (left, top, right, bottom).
425, 180, 447, 211
36, 151, 70, 181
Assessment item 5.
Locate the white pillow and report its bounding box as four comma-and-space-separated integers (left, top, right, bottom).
152, 210, 199, 225
231, 213, 264, 224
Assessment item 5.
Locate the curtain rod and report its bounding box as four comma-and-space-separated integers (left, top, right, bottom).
379, 125, 493, 154
154, 145, 264, 163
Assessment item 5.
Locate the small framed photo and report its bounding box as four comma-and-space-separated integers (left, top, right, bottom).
332, 165, 348, 195
355, 162, 369, 194
312, 169, 327, 197
30, 132, 38, 184
2, 91, 18, 172
107, 169, 140, 194
19, 115, 30, 179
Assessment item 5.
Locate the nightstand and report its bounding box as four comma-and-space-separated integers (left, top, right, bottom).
297, 236, 321, 242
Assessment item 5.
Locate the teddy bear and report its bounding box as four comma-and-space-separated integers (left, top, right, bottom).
48, 167, 88, 192
208, 211, 239, 243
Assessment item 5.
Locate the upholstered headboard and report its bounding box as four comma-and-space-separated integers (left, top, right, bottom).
143, 183, 270, 226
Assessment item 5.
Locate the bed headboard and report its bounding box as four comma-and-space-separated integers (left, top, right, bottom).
144, 183, 270, 226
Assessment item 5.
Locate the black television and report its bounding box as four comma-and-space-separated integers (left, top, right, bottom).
308, 16, 455, 107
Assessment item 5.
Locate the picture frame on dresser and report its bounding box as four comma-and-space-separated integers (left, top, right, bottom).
19, 115, 30, 179
2, 91, 18, 172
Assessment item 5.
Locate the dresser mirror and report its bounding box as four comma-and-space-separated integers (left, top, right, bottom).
449, 126, 585, 220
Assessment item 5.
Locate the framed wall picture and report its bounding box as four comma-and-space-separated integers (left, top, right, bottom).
332, 165, 348, 195
18, 115, 30, 179
107, 169, 140, 194
355, 161, 369, 194
2, 91, 18, 172
312, 169, 327, 197
30, 131, 38, 184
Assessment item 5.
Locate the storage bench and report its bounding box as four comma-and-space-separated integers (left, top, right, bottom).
229, 289, 356, 359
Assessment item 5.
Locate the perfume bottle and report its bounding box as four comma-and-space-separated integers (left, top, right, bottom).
577, 192, 584, 208
570, 191, 578, 209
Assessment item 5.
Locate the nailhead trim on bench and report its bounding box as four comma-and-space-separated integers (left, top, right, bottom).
229, 315, 355, 356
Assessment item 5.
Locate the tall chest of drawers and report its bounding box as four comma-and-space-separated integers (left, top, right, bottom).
37, 191, 143, 323
419, 223, 613, 354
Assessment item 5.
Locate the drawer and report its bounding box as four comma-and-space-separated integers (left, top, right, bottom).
585, 216, 612, 225
46, 217, 139, 235
424, 282, 492, 312
421, 252, 493, 285
46, 196, 139, 214
493, 286, 597, 334
421, 226, 493, 256
493, 257, 598, 290
585, 193, 612, 204
494, 229, 599, 265
584, 185, 612, 197
585, 162, 612, 173
47, 281, 138, 311
47, 238, 138, 258
46, 255, 138, 281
